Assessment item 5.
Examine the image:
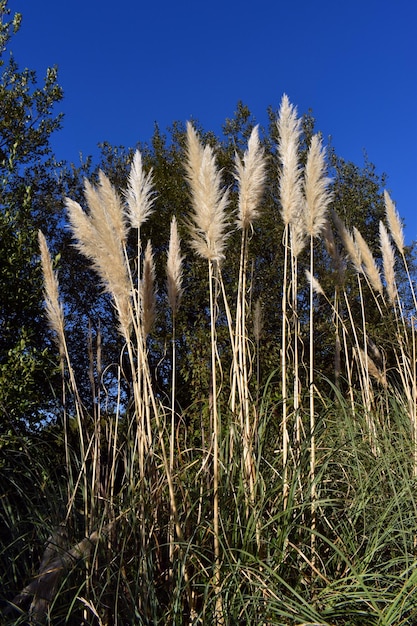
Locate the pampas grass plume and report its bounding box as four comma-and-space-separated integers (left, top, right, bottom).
142, 240, 156, 336
166, 216, 184, 315
384, 190, 404, 255
303, 134, 332, 238
125, 150, 155, 229
379, 221, 398, 305
185, 122, 229, 262
353, 227, 383, 294
305, 269, 325, 296
276, 94, 303, 227
323, 219, 346, 284
235, 125, 266, 230
84, 171, 128, 245
38, 230, 65, 356
332, 211, 362, 273
65, 174, 131, 339
359, 347, 388, 388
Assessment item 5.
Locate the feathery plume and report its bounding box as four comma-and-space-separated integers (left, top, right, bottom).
235, 125, 266, 230
332, 211, 362, 273
353, 227, 383, 294
305, 269, 325, 296
303, 134, 332, 238
379, 221, 398, 305
323, 219, 346, 284
384, 190, 404, 255
290, 217, 307, 257
84, 171, 128, 245
65, 173, 131, 338
323, 219, 337, 260
359, 347, 388, 388
276, 94, 303, 226
38, 231, 65, 356
124, 150, 155, 229
166, 216, 184, 315
142, 240, 156, 336
185, 122, 229, 262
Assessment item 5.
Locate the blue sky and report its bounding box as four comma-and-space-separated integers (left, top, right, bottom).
11, 0, 417, 243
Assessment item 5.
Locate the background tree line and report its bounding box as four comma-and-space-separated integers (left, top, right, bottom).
1, 0, 415, 432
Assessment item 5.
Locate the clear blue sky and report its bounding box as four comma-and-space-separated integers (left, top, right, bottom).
11, 0, 417, 243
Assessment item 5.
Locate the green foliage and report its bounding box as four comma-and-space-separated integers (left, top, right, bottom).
0, 0, 64, 429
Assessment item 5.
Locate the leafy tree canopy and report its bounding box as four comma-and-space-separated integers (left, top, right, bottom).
0, 0, 64, 431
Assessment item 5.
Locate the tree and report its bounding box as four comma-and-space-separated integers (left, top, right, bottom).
0, 0, 64, 430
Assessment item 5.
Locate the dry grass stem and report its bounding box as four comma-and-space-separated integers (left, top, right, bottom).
185, 122, 229, 262
124, 149, 155, 229
235, 125, 266, 230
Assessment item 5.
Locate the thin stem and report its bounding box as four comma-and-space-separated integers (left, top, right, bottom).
209, 259, 223, 624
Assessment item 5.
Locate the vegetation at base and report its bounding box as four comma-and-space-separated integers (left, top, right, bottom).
1, 2, 417, 624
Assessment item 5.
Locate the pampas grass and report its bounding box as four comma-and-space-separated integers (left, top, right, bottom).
185, 122, 229, 262
185, 122, 230, 623
166, 215, 184, 316
303, 131, 332, 561
235, 125, 266, 230
277, 94, 304, 507
303, 134, 332, 238
384, 189, 417, 313
353, 226, 383, 296
166, 215, 184, 578
379, 221, 398, 306
9, 97, 417, 625
65, 174, 131, 341
37, 231, 65, 357
124, 149, 155, 229
232, 125, 266, 524
276, 94, 303, 228
141, 240, 156, 337
384, 189, 404, 255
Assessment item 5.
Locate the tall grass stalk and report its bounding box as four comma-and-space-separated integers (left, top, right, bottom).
332, 212, 381, 447
276, 94, 303, 507
166, 215, 183, 578
185, 122, 229, 622
302, 133, 332, 561
384, 189, 417, 312
233, 125, 266, 523
38, 230, 90, 530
